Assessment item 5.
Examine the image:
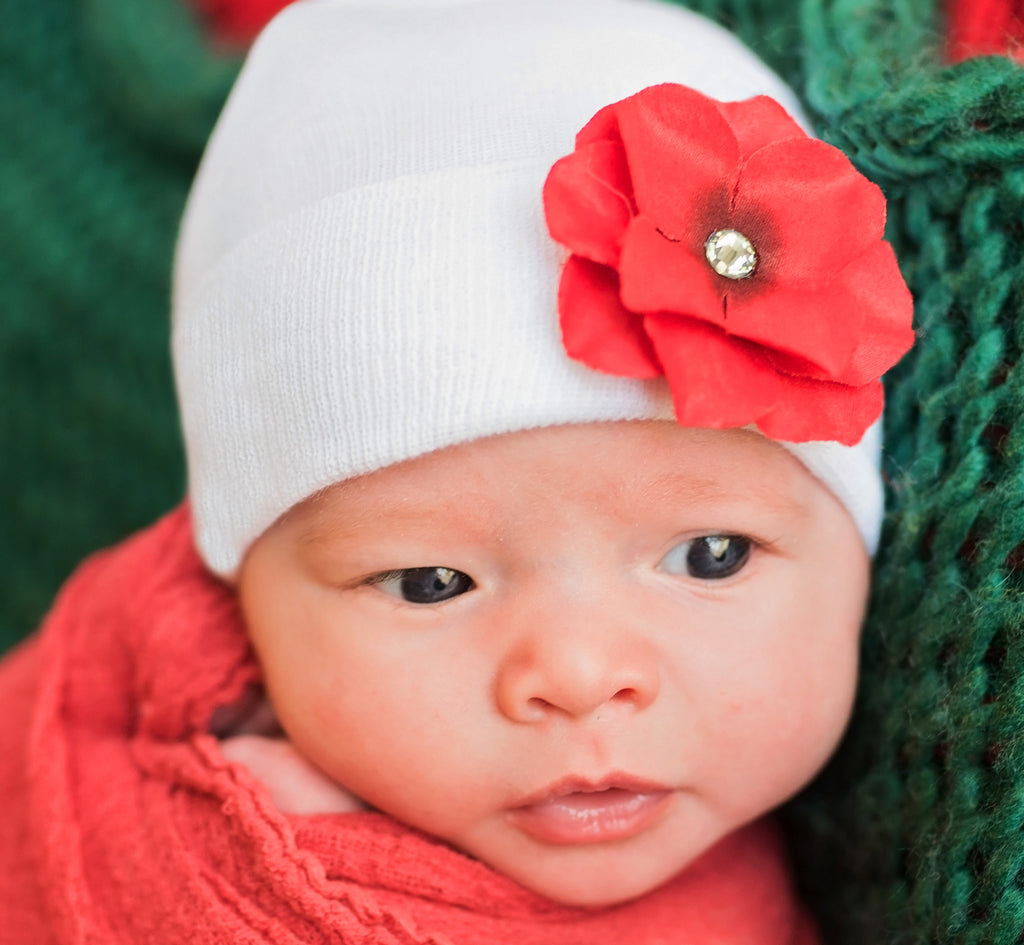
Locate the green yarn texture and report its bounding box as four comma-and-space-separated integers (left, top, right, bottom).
5, 0, 1024, 940
0, 0, 238, 650
685, 1, 1024, 941
791, 7, 1024, 945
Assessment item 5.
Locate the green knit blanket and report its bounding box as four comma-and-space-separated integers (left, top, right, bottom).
3, 0, 1023, 940
0, 0, 236, 647
789, 5, 1024, 943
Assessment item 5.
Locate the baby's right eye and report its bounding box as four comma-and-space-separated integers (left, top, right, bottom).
367, 567, 474, 604
659, 534, 752, 581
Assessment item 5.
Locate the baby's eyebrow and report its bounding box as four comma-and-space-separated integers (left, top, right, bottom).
633, 470, 812, 520
295, 493, 477, 548
297, 509, 385, 548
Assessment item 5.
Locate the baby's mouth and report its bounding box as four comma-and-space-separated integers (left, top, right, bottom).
507, 776, 672, 845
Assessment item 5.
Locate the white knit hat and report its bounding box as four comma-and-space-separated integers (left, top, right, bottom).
173, 0, 891, 576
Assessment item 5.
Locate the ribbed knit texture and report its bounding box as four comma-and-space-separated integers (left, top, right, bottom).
175, 0, 873, 577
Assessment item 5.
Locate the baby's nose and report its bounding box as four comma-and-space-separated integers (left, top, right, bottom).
492, 599, 660, 723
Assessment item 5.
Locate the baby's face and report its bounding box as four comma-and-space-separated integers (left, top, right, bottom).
239, 422, 869, 907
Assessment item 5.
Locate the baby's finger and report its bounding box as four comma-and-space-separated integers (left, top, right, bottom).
221, 735, 366, 815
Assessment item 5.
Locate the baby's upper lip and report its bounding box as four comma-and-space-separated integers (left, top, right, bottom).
511, 773, 670, 809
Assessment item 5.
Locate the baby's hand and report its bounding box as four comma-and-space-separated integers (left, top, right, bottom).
220, 735, 366, 815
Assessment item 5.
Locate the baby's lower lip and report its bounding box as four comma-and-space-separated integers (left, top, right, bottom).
508, 788, 672, 845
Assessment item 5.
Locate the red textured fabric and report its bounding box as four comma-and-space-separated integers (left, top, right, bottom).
188, 0, 296, 45
0, 504, 819, 943
544, 84, 915, 445
947, 0, 1024, 62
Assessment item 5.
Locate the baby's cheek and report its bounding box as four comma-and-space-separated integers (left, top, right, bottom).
294, 675, 417, 790
703, 648, 858, 816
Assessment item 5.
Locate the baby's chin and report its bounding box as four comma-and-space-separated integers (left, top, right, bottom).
476, 844, 694, 909
437, 806, 732, 910
514, 867, 679, 909
474, 818, 783, 911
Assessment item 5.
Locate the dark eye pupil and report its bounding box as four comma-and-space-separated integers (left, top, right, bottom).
399, 567, 473, 604
686, 535, 750, 579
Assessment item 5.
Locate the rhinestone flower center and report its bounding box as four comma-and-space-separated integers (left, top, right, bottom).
704, 229, 757, 279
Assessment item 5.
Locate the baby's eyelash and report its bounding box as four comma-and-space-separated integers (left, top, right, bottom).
362, 569, 406, 587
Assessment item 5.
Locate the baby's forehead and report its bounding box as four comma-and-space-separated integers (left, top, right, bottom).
288, 422, 820, 540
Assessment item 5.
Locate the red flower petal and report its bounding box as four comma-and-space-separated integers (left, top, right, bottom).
618, 216, 724, 322
544, 141, 635, 267
544, 83, 915, 446
718, 95, 808, 156
575, 101, 622, 148
828, 241, 915, 384
755, 377, 884, 446
748, 243, 913, 386
724, 281, 863, 379
647, 309, 884, 444
614, 84, 737, 236
644, 313, 783, 428
734, 138, 887, 282
559, 256, 662, 377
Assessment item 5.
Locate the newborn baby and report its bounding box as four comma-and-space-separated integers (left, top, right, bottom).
0, 0, 912, 940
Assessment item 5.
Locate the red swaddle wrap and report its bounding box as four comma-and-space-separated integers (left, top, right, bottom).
0, 505, 817, 944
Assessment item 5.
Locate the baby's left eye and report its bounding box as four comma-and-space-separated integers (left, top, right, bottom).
368, 567, 474, 604
659, 535, 752, 580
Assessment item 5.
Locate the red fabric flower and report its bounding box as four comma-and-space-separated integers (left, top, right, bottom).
188, 0, 296, 45
543, 84, 914, 445
946, 0, 1024, 62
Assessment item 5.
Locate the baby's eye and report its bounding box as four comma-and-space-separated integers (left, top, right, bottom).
659, 535, 752, 580
368, 567, 474, 604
